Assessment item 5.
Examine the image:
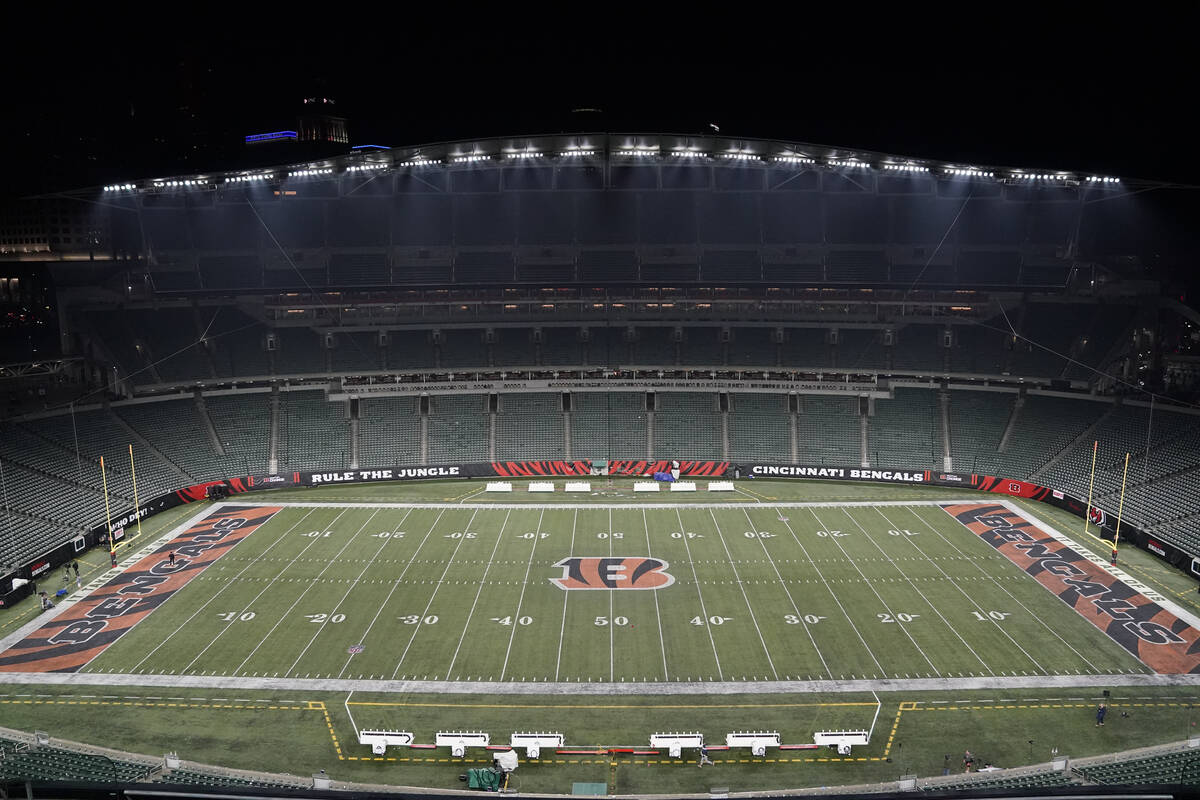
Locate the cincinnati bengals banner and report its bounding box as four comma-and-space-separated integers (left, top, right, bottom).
0, 505, 281, 673
947, 502, 1200, 674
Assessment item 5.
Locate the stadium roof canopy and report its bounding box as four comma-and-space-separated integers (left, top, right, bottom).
82, 132, 1158, 198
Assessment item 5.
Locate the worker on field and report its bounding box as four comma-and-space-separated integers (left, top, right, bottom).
698, 745, 713, 767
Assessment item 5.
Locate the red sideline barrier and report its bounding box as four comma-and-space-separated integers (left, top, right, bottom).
780, 744, 820, 750
485, 745, 512, 750
632, 750, 659, 755
557, 749, 606, 755
409, 744, 437, 749
705, 745, 731, 750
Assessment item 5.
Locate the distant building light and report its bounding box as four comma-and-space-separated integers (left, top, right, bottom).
245, 130, 299, 144
351, 144, 391, 150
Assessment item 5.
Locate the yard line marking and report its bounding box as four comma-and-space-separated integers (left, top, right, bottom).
285, 509, 414, 675
811, 507, 939, 674
708, 509, 779, 680
445, 510, 513, 678
873, 506, 1045, 673
838, 508, 992, 674
389, 508, 482, 680
642, 509, 669, 679
673, 508, 723, 680
178, 508, 352, 675
553, 508, 579, 682
741, 507, 831, 679
608, 508, 614, 682
232, 509, 379, 675
773, 509, 886, 675
124, 507, 319, 674
500, 509, 547, 681
919, 505, 1107, 675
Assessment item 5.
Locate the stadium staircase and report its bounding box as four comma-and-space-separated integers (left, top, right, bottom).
111, 406, 195, 484
194, 394, 224, 457
1030, 403, 1117, 482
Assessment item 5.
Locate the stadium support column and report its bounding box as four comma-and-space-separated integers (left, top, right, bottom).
940, 389, 953, 472
721, 398, 730, 460
349, 398, 359, 470
268, 387, 280, 474
420, 396, 429, 465
646, 394, 655, 460
860, 396, 871, 468
789, 394, 799, 464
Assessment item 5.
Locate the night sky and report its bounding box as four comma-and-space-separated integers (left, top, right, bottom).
4, 28, 1196, 289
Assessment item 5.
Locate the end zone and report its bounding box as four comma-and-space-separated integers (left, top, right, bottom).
0, 506, 282, 673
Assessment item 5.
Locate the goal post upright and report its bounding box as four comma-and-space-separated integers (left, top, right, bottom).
1083, 439, 1098, 537
100, 455, 114, 563
128, 443, 143, 541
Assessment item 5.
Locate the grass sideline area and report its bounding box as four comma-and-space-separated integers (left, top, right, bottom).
1, 476, 1199, 792
2, 683, 1199, 793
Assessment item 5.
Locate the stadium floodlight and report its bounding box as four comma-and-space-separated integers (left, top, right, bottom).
829, 159, 870, 169
559, 149, 596, 157
452, 154, 490, 163
722, 152, 759, 160
504, 151, 543, 159
774, 155, 816, 164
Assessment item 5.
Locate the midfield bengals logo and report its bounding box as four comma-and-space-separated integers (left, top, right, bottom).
550, 557, 675, 590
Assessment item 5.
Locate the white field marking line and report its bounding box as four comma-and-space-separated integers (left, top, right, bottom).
8, 670, 1198, 694
997, 498, 1200, 631
179, 508, 352, 675
733, 487, 763, 503
907, 506, 1104, 676
459, 485, 487, 504
124, 508, 319, 674
553, 508, 578, 682
337, 508, 449, 678
642, 508, 669, 679
389, 507, 482, 679
707, 509, 779, 680
937, 502, 1158, 675
741, 507, 831, 679
445, 510, 513, 678
284, 509, 413, 675
500, 508, 547, 681
228, 499, 976, 511
233, 509, 380, 675
807, 506, 935, 675
868, 690, 883, 740
344, 690, 357, 733
837, 507, 993, 674
673, 507, 724, 680
608, 507, 614, 682
874, 505, 1046, 673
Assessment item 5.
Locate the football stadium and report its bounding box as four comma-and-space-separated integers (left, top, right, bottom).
2, 118, 1200, 800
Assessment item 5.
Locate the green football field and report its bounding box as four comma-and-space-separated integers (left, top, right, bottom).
82, 499, 1146, 682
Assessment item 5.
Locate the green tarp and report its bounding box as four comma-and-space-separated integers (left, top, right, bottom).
466, 767, 502, 791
